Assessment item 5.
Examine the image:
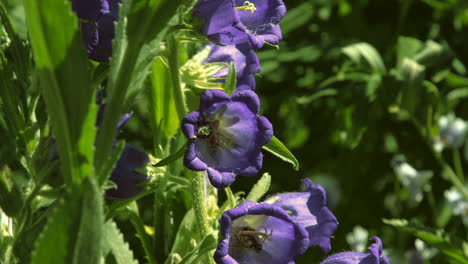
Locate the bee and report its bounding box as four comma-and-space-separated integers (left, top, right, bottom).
232, 226, 273, 253
197, 119, 231, 151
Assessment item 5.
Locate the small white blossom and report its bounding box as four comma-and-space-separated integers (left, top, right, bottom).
435, 115, 468, 152
392, 156, 433, 206
445, 187, 468, 226
346, 225, 369, 252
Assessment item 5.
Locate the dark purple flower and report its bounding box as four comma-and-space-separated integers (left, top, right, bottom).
106, 144, 150, 199
71, 0, 120, 62
204, 43, 260, 91
321, 237, 390, 264
214, 201, 310, 264
193, 0, 286, 49
181, 90, 273, 189
264, 179, 338, 253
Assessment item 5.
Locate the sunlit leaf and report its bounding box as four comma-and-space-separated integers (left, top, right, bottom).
263, 136, 299, 170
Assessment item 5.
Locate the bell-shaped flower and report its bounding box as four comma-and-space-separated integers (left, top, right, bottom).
214, 201, 310, 264
321, 237, 389, 264
214, 180, 338, 263
263, 179, 338, 253
181, 89, 273, 188
434, 114, 468, 152
193, 0, 286, 49
106, 144, 150, 199
71, 0, 120, 62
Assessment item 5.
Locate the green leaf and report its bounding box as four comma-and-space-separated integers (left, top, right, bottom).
245, 173, 271, 202
397, 36, 423, 68
95, 0, 184, 178
399, 58, 426, 115
31, 178, 103, 264
98, 141, 125, 184
342, 42, 386, 74
413, 40, 453, 68
167, 209, 199, 261
178, 235, 217, 264
263, 136, 299, 170
103, 220, 138, 264
384, 219, 468, 264
224, 62, 237, 95
278, 2, 314, 34
154, 143, 187, 167
23, 0, 95, 185
149, 57, 180, 146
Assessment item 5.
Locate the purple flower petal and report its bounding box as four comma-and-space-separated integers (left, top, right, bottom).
193, 0, 286, 49
106, 144, 150, 199
215, 201, 310, 264
204, 43, 260, 91
321, 237, 390, 264
71, 0, 120, 62
182, 90, 273, 188
264, 179, 338, 253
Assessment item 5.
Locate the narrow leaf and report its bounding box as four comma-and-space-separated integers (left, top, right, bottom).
384, 219, 468, 264
263, 136, 299, 170
245, 173, 271, 202
154, 143, 187, 167
343, 42, 386, 74
224, 62, 237, 95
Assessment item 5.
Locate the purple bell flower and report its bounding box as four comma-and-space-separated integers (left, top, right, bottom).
264, 179, 339, 253
214, 201, 310, 264
204, 43, 260, 91
71, 0, 120, 62
321, 237, 390, 264
106, 144, 150, 199
181, 90, 273, 189
193, 0, 286, 49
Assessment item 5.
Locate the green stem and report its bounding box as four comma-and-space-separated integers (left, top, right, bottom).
129, 211, 157, 264
452, 148, 464, 182
95, 45, 140, 184
167, 34, 188, 121
190, 171, 209, 235
190, 171, 215, 264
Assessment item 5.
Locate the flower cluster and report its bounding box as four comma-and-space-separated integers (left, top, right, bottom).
182, 0, 290, 188
71, 0, 121, 62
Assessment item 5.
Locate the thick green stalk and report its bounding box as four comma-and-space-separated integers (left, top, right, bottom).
190, 171, 210, 235
95, 45, 140, 184
167, 34, 188, 121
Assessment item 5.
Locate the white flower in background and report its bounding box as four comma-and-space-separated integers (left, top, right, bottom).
414, 239, 438, 260
392, 155, 433, 206
346, 225, 369, 252
0, 209, 13, 237
434, 115, 468, 152
444, 187, 468, 226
